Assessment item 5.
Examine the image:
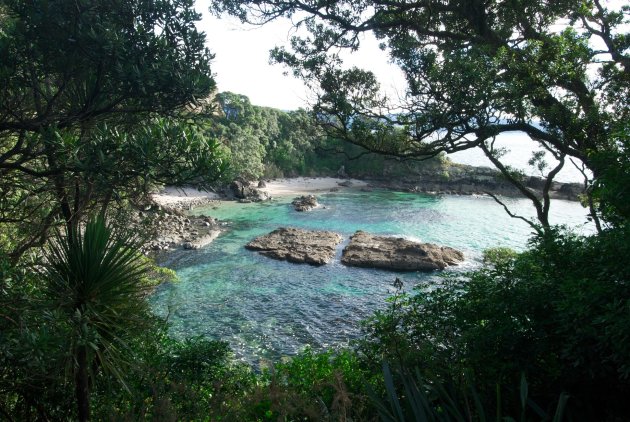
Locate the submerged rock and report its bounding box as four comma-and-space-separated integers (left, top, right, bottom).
182, 230, 221, 250
292, 195, 319, 211
245, 227, 343, 266
341, 231, 464, 271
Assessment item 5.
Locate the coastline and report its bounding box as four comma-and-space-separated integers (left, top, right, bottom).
144, 178, 368, 253
145, 169, 584, 253
257, 177, 369, 196
151, 186, 221, 210
140, 187, 224, 253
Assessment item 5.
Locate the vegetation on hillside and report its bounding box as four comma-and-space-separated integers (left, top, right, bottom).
209, 91, 445, 182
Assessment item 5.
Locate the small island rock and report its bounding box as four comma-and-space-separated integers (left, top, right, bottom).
245, 227, 343, 266
292, 195, 319, 211
341, 231, 463, 271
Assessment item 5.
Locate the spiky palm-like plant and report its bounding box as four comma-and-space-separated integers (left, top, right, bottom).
368, 362, 569, 422
44, 217, 151, 421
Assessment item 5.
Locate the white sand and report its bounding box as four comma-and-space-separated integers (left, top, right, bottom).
259, 177, 368, 196
151, 186, 220, 208
152, 178, 369, 208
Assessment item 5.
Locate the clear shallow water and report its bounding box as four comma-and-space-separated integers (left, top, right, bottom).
149, 190, 592, 364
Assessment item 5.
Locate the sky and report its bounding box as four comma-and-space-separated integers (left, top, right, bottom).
198, 1, 626, 111
197, 5, 406, 110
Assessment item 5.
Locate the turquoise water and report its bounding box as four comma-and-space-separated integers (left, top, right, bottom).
149, 190, 592, 364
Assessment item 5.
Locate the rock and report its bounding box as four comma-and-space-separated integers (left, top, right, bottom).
229, 179, 270, 202
292, 195, 319, 212
251, 189, 270, 202
182, 230, 221, 250
139, 207, 225, 255
228, 179, 248, 199
337, 180, 353, 187
258, 180, 267, 188
341, 231, 464, 271
245, 227, 343, 266
329, 187, 340, 192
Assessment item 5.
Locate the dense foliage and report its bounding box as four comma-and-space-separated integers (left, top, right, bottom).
212, 91, 447, 182
360, 227, 630, 419
0, 0, 227, 260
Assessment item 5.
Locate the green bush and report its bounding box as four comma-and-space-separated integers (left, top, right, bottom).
91, 330, 257, 421
274, 348, 375, 414
368, 363, 569, 422
360, 227, 630, 420
216, 347, 378, 421
0, 258, 75, 420
482, 246, 518, 266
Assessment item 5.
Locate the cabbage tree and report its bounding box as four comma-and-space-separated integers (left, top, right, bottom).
44, 217, 151, 422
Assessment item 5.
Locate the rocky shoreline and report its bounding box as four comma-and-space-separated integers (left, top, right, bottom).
363, 162, 584, 201
144, 162, 584, 255
138, 202, 227, 254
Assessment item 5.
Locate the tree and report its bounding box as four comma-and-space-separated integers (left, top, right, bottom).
0, 0, 226, 259
212, 92, 269, 180
359, 227, 630, 418
212, 0, 629, 228
44, 217, 152, 422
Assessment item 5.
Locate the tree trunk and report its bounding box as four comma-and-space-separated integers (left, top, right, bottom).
75, 345, 90, 422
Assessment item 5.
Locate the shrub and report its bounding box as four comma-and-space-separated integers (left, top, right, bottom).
359, 227, 630, 420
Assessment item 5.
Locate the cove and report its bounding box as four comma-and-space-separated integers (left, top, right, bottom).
149, 189, 592, 365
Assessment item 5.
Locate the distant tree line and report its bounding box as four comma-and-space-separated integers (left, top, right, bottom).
211, 91, 443, 182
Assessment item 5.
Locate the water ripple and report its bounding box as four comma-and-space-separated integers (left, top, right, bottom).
150, 190, 592, 364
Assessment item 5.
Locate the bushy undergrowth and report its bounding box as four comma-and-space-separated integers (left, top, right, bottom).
2, 227, 629, 421
359, 226, 630, 420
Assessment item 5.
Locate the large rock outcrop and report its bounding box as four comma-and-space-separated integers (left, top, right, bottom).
341, 231, 464, 271
245, 227, 343, 266
292, 195, 319, 211
229, 179, 270, 202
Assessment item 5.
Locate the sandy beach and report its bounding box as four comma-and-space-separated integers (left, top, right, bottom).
152, 178, 370, 208
258, 177, 369, 196
151, 186, 221, 209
